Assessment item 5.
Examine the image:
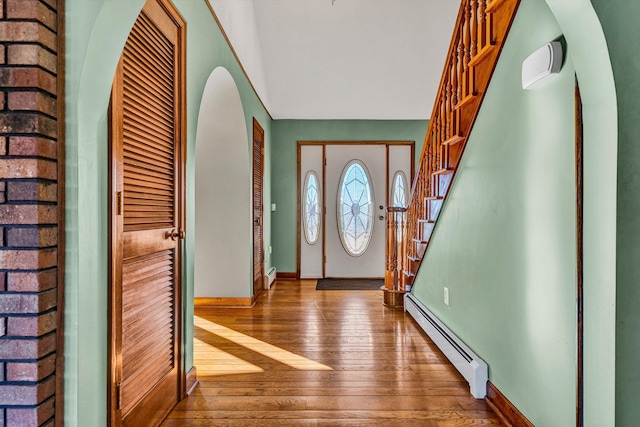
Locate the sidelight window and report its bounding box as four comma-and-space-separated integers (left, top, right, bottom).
303, 171, 320, 244
391, 171, 408, 208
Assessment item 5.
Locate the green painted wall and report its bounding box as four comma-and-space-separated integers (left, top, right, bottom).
589, 1, 640, 425
411, 1, 577, 425
65, 0, 271, 425
271, 120, 429, 273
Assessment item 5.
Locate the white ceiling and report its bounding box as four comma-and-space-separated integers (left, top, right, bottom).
210, 0, 460, 120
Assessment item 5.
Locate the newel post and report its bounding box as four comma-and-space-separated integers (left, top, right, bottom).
383, 207, 407, 308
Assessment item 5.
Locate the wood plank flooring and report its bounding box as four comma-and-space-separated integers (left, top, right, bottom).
162, 280, 503, 426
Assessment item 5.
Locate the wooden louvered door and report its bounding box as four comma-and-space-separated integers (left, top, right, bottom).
252, 119, 265, 299
109, 1, 186, 426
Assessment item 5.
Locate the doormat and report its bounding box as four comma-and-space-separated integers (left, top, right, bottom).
316, 278, 384, 291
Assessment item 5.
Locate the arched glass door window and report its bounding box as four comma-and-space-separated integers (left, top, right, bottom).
337, 160, 374, 256
303, 171, 320, 244
391, 171, 408, 208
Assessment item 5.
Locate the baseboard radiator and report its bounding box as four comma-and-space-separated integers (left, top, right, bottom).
404, 293, 488, 398
264, 267, 277, 289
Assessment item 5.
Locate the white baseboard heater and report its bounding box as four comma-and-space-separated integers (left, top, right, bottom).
404, 293, 488, 398
264, 267, 277, 289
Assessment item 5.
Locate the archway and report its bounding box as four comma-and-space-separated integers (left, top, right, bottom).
543, 1, 618, 425
194, 66, 252, 300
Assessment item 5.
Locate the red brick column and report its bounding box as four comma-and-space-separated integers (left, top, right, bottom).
0, 0, 63, 426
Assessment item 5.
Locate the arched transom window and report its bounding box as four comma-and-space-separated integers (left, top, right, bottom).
337, 160, 374, 256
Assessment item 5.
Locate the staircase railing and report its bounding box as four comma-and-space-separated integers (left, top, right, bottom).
383, 0, 521, 308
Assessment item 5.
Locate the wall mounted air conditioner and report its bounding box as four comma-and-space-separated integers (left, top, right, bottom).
522, 41, 563, 89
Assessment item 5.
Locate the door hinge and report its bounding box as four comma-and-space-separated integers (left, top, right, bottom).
116, 191, 124, 216
116, 382, 122, 409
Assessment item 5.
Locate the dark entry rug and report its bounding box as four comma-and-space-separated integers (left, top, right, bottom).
316, 278, 384, 291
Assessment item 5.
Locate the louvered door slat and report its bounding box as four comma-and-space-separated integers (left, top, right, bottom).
123, 49, 173, 90
122, 89, 173, 128
124, 162, 174, 180
124, 92, 175, 127
123, 107, 174, 148
123, 314, 173, 347
123, 156, 174, 175
123, 142, 175, 169
136, 13, 173, 56
124, 169, 174, 187
123, 123, 174, 153
125, 152, 174, 172
124, 51, 173, 92
122, 252, 172, 278
123, 35, 174, 90
122, 270, 173, 300
123, 100, 175, 140
123, 84, 173, 129
123, 85, 173, 118
123, 132, 173, 160
126, 34, 174, 78
124, 182, 174, 194
127, 36, 173, 74
123, 59, 174, 104
124, 186, 172, 198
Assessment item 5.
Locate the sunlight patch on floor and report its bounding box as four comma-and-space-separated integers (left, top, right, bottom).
195, 316, 333, 371
193, 337, 264, 375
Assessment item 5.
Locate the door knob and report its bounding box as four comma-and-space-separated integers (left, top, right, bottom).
165, 229, 185, 241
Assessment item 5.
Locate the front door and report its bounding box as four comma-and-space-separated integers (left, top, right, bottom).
325, 145, 387, 277
109, 1, 186, 426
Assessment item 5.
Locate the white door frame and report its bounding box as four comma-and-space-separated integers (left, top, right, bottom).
297, 141, 415, 278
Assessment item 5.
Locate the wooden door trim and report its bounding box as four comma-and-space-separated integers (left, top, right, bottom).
55, 1, 66, 425
297, 141, 415, 279
108, 0, 187, 425
108, 57, 124, 427
296, 144, 301, 278
575, 79, 584, 427
252, 118, 265, 301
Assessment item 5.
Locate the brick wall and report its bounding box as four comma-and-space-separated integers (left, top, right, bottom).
0, 0, 62, 426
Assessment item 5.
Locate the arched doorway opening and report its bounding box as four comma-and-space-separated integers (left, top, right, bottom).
194, 67, 252, 301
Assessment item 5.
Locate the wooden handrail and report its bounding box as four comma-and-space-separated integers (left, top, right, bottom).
383, 0, 521, 307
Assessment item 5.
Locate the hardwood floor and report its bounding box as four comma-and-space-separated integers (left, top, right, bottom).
162, 280, 503, 426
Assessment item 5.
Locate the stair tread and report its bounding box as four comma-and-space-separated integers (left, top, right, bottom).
443, 135, 465, 146
433, 168, 453, 175
412, 237, 429, 244
417, 219, 435, 223
403, 270, 416, 277
408, 255, 421, 262
454, 93, 477, 110
425, 196, 444, 201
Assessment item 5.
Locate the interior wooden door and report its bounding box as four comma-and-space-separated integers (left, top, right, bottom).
253, 119, 265, 298
109, 1, 186, 426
